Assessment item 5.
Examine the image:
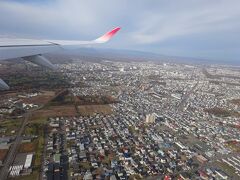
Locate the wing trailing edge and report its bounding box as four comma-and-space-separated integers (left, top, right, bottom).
23, 55, 56, 70
0, 79, 10, 90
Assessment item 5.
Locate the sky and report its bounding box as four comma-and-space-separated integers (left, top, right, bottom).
0, 0, 240, 62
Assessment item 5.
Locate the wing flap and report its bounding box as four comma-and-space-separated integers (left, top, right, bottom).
0, 79, 9, 90
23, 55, 56, 70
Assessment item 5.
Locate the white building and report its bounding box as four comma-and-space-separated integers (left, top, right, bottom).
145, 113, 156, 123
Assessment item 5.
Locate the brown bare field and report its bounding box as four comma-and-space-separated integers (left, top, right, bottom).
22, 90, 55, 105
78, 105, 112, 116
230, 99, 240, 106
0, 91, 18, 97
31, 105, 77, 119
225, 140, 240, 152
204, 107, 240, 117
0, 149, 8, 161
19, 142, 36, 153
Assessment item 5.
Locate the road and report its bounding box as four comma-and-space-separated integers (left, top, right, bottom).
178, 81, 199, 111
0, 112, 30, 180
40, 124, 48, 180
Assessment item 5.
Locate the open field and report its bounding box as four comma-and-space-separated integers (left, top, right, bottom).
22, 90, 55, 105
8, 169, 39, 180
0, 119, 22, 136
19, 142, 36, 153
204, 107, 240, 117
24, 121, 45, 135
210, 161, 239, 179
203, 69, 240, 80
0, 149, 8, 162
78, 105, 112, 116
31, 105, 77, 119
225, 141, 240, 152
34, 136, 44, 168
230, 99, 240, 106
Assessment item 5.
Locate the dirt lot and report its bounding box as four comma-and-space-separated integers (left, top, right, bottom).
78, 105, 112, 116
0, 149, 8, 161
31, 105, 77, 119
19, 142, 36, 153
230, 99, 240, 106
22, 90, 55, 105
204, 107, 240, 117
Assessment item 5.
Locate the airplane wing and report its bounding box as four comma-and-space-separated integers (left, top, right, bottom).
0, 27, 121, 90
0, 27, 121, 61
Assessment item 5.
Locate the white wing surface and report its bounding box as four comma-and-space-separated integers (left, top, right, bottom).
0, 27, 121, 61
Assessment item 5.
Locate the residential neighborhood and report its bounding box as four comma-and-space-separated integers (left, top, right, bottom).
0, 60, 240, 179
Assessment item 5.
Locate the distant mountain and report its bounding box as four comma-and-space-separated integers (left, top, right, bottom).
49, 48, 167, 62
47, 48, 240, 66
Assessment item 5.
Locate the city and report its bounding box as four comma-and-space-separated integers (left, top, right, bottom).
0, 59, 239, 179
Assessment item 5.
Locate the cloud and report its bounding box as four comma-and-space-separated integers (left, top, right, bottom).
130, 0, 240, 44
0, 0, 125, 38
0, 0, 240, 61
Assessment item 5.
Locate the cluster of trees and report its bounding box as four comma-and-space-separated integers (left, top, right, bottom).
77, 95, 117, 105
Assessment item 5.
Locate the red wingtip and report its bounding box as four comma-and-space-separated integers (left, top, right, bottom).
96, 27, 121, 42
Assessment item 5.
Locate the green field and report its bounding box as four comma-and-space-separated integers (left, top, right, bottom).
0, 119, 22, 136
